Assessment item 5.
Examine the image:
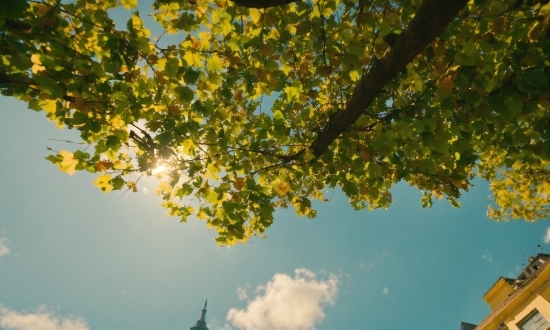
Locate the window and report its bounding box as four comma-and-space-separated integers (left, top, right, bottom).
519, 310, 549, 330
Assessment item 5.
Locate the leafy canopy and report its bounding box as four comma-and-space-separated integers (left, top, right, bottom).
2, 0, 550, 245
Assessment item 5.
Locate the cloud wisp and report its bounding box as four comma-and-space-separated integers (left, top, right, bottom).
382, 287, 389, 295
226, 268, 338, 330
0, 305, 89, 330
482, 250, 493, 262
544, 227, 550, 244
0, 237, 10, 256
236, 287, 248, 301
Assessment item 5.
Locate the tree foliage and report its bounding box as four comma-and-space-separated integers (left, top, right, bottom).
2, 0, 550, 245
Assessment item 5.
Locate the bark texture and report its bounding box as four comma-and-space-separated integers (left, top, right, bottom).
310, 0, 469, 158
232, 0, 300, 8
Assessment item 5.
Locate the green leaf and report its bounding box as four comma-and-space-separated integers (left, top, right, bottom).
134, 37, 151, 54
273, 109, 284, 123
71, 112, 88, 126
165, 57, 180, 77
432, 139, 448, 154
454, 54, 476, 66
505, 95, 523, 113
463, 41, 475, 56
175, 86, 194, 102
45, 155, 60, 164
0, 0, 29, 18
110, 176, 125, 190
33, 75, 65, 98
421, 193, 433, 208
184, 69, 200, 84
178, 183, 194, 197
524, 69, 549, 88
342, 180, 359, 196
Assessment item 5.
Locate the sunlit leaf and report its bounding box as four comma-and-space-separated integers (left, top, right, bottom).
94, 174, 114, 193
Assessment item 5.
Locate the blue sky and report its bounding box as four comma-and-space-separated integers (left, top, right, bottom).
2, 3, 550, 330
1, 94, 550, 330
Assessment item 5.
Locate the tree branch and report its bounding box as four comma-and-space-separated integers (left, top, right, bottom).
309, 0, 469, 158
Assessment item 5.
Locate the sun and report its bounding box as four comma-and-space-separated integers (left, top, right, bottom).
151, 165, 167, 176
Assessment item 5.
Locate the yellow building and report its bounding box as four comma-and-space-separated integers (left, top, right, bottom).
472, 253, 550, 330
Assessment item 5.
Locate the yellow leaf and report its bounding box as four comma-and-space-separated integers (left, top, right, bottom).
207, 54, 223, 73
197, 209, 208, 220
207, 163, 220, 180
38, 99, 57, 114
184, 51, 203, 68
105, 149, 117, 160
322, 4, 333, 16
206, 189, 221, 203
59, 150, 78, 175
32, 64, 46, 74
220, 20, 233, 36
182, 139, 195, 155
31, 54, 42, 65
94, 174, 113, 193
156, 58, 167, 71
250, 9, 261, 23
155, 181, 172, 195
349, 70, 361, 82
37, 4, 50, 16
110, 116, 125, 129
310, 5, 320, 18
112, 160, 125, 170
274, 182, 290, 196
120, 0, 137, 9
288, 25, 297, 34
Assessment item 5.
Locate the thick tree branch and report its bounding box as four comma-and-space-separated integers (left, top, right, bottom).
310, 0, 469, 158
231, 0, 300, 8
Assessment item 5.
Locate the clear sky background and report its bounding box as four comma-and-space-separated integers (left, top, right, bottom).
1, 4, 550, 330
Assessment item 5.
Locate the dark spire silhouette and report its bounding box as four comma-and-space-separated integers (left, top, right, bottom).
190, 300, 208, 330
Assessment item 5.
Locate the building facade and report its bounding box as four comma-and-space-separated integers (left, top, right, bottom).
470, 253, 550, 330
190, 300, 209, 330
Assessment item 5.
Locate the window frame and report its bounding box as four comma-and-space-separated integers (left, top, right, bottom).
517, 309, 550, 330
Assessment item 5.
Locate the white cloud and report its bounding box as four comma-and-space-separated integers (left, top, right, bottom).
227, 268, 338, 330
0, 305, 89, 330
142, 188, 149, 194
544, 227, 550, 244
0, 237, 10, 256
237, 287, 248, 301
359, 262, 373, 272
382, 287, 389, 295
482, 250, 493, 262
